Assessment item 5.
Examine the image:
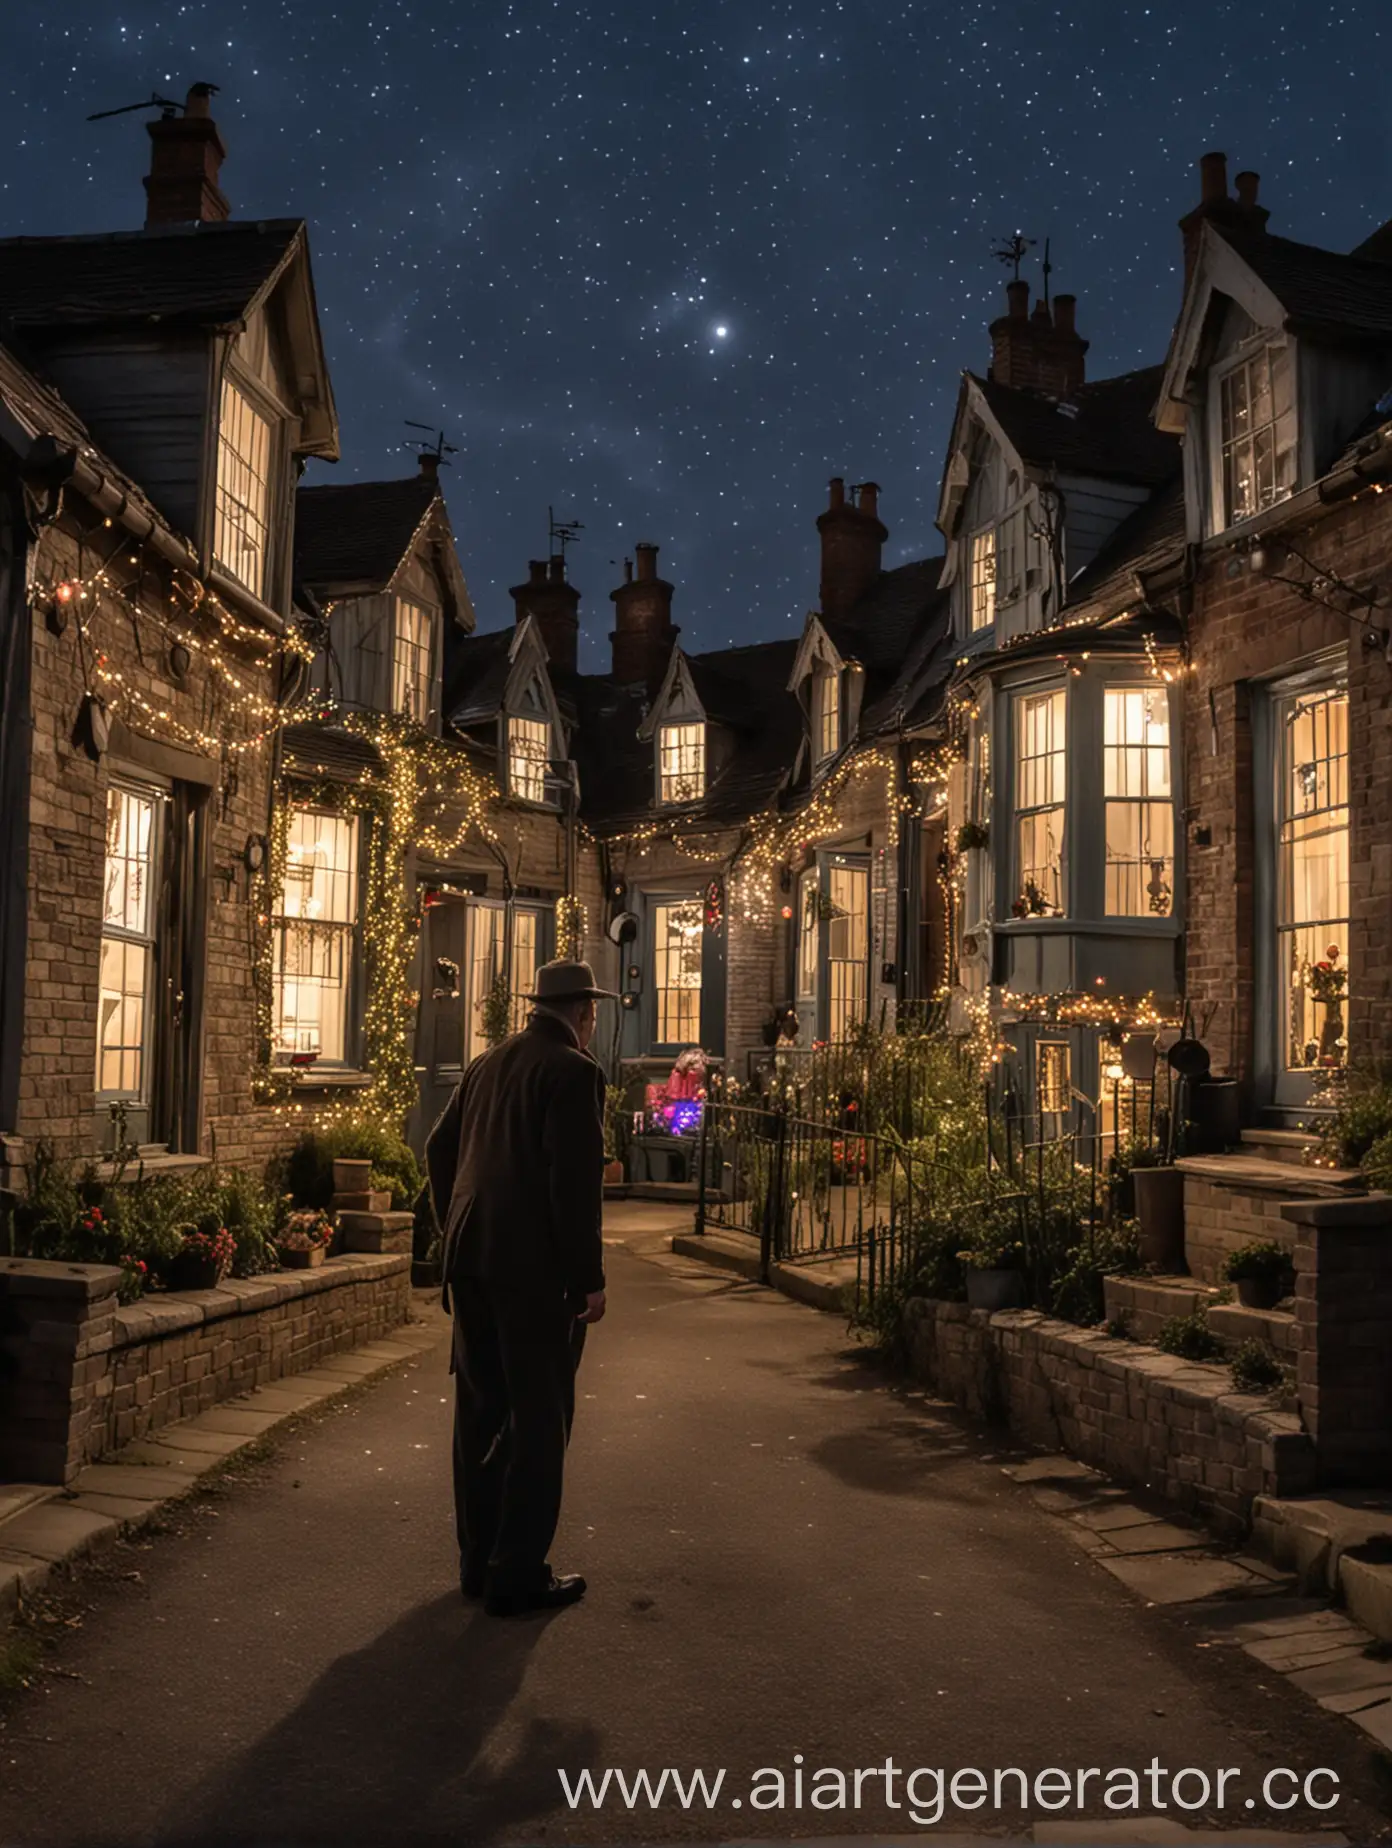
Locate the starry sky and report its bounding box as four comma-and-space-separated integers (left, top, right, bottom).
4, 2, 1390, 665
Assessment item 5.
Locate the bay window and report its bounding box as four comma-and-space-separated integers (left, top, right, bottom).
392, 599, 434, 724
1014, 687, 1066, 915
969, 529, 996, 631
653, 899, 704, 1044
1104, 687, 1174, 916
508, 716, 551, 803
214, 376, 273, 598
273, 809, 359, 1063
97, 784, 160, 1100
1217, 341, 1296, 526
659, 722, 706, 805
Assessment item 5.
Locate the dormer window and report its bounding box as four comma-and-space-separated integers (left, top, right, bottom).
392, 599, 433, 724
508, 716, 550, 804
1217, 341, 1296, 525
969, 529, 996, 631
214, 376, 273, 598
814, 667, 841, 764
659, 722, 705, 804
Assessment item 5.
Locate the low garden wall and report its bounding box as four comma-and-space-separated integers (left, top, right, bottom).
0, 1252, 412, 1485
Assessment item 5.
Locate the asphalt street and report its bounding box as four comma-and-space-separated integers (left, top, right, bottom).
0, 1214, 1389, 1845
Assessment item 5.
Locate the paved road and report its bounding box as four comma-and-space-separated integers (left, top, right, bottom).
1, 1213, 1389, 1845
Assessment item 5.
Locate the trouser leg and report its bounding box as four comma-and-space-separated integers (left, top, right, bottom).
451, 1282, 509, 1576
487, 1286, 580, 1594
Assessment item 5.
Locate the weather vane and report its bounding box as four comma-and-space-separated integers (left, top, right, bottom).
992, 232, 1036, 283
548, 506, 584, 565
87, 84, 218, 123
404, 421, 458, 465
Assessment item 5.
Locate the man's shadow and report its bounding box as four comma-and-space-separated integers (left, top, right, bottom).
157, 1594, 600, 1847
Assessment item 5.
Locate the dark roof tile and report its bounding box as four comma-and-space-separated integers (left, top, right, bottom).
1220, 226, 1392, 341
974, 365, 1179, 487
295, 476, 439, 591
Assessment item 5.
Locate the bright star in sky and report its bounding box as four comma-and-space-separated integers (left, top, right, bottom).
715, 325, 728, 338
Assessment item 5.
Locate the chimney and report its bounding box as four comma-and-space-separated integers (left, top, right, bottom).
816, 478, 887, 622
144, 84, 229, 227
418, 451, 440, 483
610, 542, 678, 688
509, 555, 581, 676
1179, 150, 1270, 284
988, 280, 1088, 398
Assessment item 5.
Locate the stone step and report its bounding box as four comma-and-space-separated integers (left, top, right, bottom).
1177, 1151, 1364, 1194
1239, 1126, 1327, 1168
336, 1211, 415, 1255
1103, 1273, 1297, 1355
1207, 1300, 1297, 1355
332, 1189, 392, 1214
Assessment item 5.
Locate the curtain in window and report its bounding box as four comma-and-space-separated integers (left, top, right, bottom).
273, 810, 359, 1062
1104, 687, 1174, 916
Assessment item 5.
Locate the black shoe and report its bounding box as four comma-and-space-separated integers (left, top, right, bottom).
461, 1570, 486, 1601
484, 1573, 587, 1618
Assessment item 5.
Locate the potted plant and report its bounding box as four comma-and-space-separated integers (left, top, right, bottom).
279, 1208, 334, 1270
957, 1203, 1029, 1312
170, 1224, 236, 1291
955, 819, 989, 854
1221, 1239, 1295, 1309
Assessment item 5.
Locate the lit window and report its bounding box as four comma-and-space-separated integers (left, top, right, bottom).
1037, 1041, 1071, 1119
97, 785, 159, 1097
796, 868, 820, 1001
814, 668, 841, 763
464, 904, 506, 1065
654, 899, 703, 1043
826, 864, 868, 1043
392, 600, 433, 724
1014, 688, 1066, 915
1279, 684, 1349, 1074
1104, 688, 1174, 916
1219, 343, 1296, 525
508, 717, 550, 803
214, 377, 272, 598
969, 529, 996, 631
659, 722, 705, 804
273, 809, 359, 1063
508, 908, 541, 1034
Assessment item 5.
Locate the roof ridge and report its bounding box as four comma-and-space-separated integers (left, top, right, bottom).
0, 219, 304, 252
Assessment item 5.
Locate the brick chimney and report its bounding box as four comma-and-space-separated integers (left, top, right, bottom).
418, 451, 441, 483
509, 556, 581, 676
1178, 151, 1270, 284
987, 281, 1088, 397
816, 478, 887, 622
144, 84, 229, 227
609, 542, 677, 688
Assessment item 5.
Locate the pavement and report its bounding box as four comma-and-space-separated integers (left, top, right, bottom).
0, 1201, 1387, 1844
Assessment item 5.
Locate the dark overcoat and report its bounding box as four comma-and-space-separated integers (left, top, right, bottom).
424, 1011, 606, 1306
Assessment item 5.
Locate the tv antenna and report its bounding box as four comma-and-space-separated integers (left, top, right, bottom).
548, 506, 584, 565
404, 422, 458, 465
992, 231, 1035, 283
88, 83, 218, 123
1040, 235, 1053, 308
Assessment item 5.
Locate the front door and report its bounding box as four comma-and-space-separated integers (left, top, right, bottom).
794, 856, 871, 1045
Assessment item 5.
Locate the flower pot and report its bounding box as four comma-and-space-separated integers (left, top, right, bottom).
281, 1245, 326, 1270
1235, 1274, 1284, 1310
966, 1268, 1028, 1312
1133, 1164, 1186, 1271
332, 1158, 373, 1194
603, 1159, 625, 1185
169, 1252, 226, 1292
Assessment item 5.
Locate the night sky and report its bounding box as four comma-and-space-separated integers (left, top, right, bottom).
5, 3, 1390, 666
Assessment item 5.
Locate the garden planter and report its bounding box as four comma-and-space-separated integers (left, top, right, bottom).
281, 1245, 326, 1270
332, 1158, 373, 1194
1132, 1164, 1186, 1271
965, 1268, 1028, 1312
168, 1253, 226, 1292
603, 1159, 625, 1185
1235, 1274, 1284, 1310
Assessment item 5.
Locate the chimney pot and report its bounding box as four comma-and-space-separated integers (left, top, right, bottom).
511, 558, 581, 674
1234, 170, 1260, 209
609, 545, 677, 688
828, 476, 846, 509
859, 481, 880, 520
143, 83, 230, 226
418, 451, 439, 481
634, 542, 659, 581
1200, 150, 1229, 203
528, 560, 547, 586
1031, 296, 1052, 325
1052, 293, 1077, 335
623, 557, 633, 584
1006, 278, 1030, 321
817, 475, 887, 621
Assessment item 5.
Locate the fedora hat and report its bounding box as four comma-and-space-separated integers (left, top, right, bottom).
524, 958, 618, 1004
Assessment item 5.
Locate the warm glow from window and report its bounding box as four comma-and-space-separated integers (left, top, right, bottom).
1104, 687, 1174, 916
508, 717, 550, 803
1037, 1041, 1071, 1118
273, 810, 359, 1062
97, 785, 158, 1097
826, 864, 868, 1043
1220, 343, 1296, 524
1014, 688, 1065, 915
214, 377, 272, 597
1279, 685, 1349, 1074
815, 668, 841, 763
660, 722, 706, 803
654, 899, 703, 1043
392, 600, 433, 723
970, 529, 996, 631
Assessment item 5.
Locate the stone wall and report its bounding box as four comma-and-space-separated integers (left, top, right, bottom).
900, 1297, 1316, 1537
1180, 1173, 1296, 1283
0, 1252, 412, 1484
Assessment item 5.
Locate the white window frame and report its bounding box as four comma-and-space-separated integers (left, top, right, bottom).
658, 721, 706, 805
272, 808, 360, 1066
652, 898, 704, 1045
969, 528, 997, 632
507, 716, 552, 805
1103, 686, 1176, 918
1210, 336, 1297, 531
96, 781, 163, 1101
825, 862, 869, 1043
1013, 685, 1067, 917
214, 374, 275, 599
391, 598, 434, 724
813, 666, 841, 766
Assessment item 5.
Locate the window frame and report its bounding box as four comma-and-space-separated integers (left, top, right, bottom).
1011, 682, 1068, 918
391, 598, 435, 725
1208, 334, 1298, 534
657, 720, 706, 806
96, 779, 165, 1105
1102, 684, 1176, 919
271, 806, 363, 1069
968, 527, 997, 633
650, 895, 705, 1049
213, 371, 279, 601
813, 665, 841, 767
507, 714, 553, 806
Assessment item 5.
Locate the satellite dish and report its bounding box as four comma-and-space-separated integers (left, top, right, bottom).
606, 910, 639, 947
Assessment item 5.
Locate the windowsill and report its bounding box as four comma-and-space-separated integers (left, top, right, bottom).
995, 914, 1180, 936
1201, 492, 1297, 549
91, 1150, 211, 1183
278, 1067, 374, 1090
206, 564, 291, 640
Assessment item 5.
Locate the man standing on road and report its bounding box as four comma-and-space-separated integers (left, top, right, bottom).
425, 959, 613, 1618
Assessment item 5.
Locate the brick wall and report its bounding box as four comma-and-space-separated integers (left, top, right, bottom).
900, 1297, 1316, 1536
1183, 490, 1392, 1088
1181, 1173, 1296, 1282
0, 1252, 411, 1484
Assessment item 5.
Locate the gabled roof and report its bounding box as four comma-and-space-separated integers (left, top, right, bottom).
0, 219, 303, 328
826, 556, 947, 688
1220, 225, 1392, 342
295, 476, 439, 591
443, 628, 514, 728
971, 366, 1179, 489
1065, 479, 1187, 616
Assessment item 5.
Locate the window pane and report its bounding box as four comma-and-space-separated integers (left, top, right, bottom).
816, 670, 841, 762
1014, 689, 1065, 914
1279, 686, 1349, 1073
103, 787, 157, 934
391, 600, 433, 723
654, 900, 703, 1043
826, 866, 868, 1042
660, 723, 706, 804
796, 869, 819, 1000
97, 935, 149, 1096
509, 909, 540, 1033
214, 378, 272, 597
273, 922, 351, 1061
465, 906, 507, 1064
1221, 345, 1295, 526
509, 717, 550, 803
1104, 688, 1174, 915
1037, 1041, 1070, 1117
281, 811, 358, 924
970, 530, 996, 631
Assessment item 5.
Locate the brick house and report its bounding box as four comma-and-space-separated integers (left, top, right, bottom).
0, 87, 338, 1179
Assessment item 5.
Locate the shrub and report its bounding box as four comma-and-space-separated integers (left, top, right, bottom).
1050, 1218, 1142, 1327
955, 1195, 1027, 1272
1229, 1339, 1285, 1395
281, 1117, 422, 1211
1221, 1240, 1295, 1294
1156, 1310, 1223, 1362
1316, 1071, 1392, 1170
